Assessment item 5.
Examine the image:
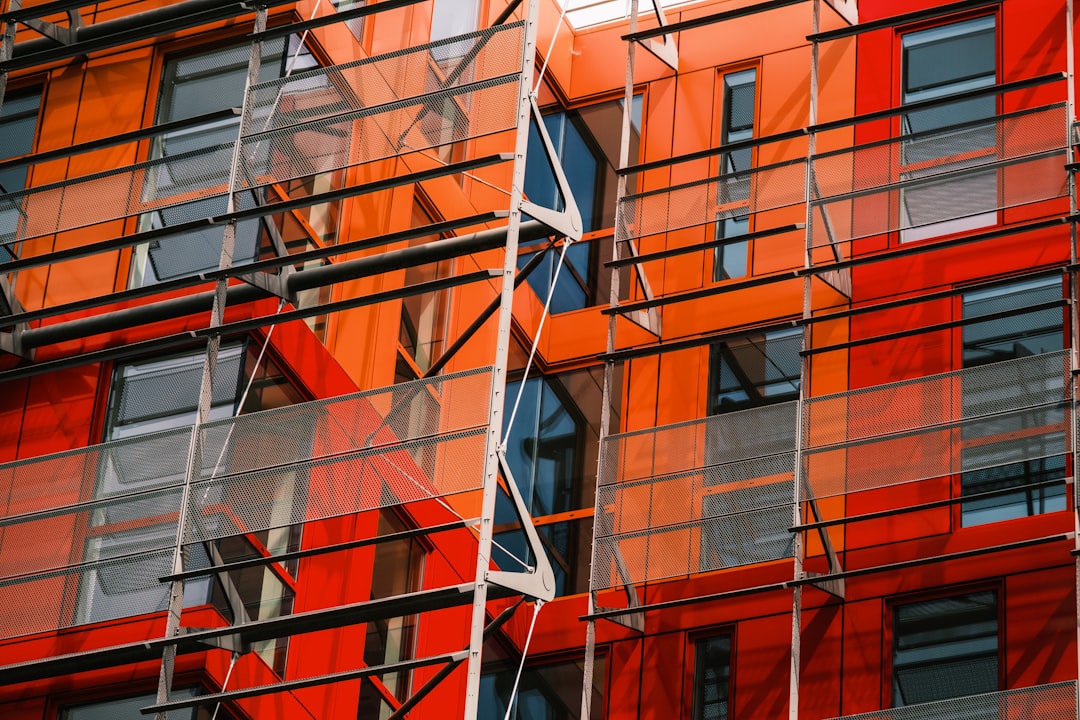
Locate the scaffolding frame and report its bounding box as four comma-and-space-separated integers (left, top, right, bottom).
582, 0, 1080, 718
0, 0, 593, 717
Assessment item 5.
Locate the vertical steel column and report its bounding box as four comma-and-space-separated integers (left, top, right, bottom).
1065, 1, 1080, 714
154, 8, 267, 719
580, 0, 642, 716
462, 1, 540, 717
791, 2, 823, 719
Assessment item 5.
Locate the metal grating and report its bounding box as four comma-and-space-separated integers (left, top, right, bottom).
0, 368, 492, 637
810, 104, 1068, 250
599, 402, 797, 486
236, 23, 525, 191
1, 24, 526, 251
593, 403, 797, 590
236, 76, 519, 191
243, 23, 525, 136
802, 352, 1070, 500
183, 428, 488, 544
823, 681, 1077, 720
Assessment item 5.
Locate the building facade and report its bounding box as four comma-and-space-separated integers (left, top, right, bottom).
0, 0, 1077, 718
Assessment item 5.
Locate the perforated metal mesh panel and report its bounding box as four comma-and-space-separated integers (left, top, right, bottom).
6, 24, 526, 246
9, 136, 250, 244
237, 77, 519, 190
599, 402, 797, 486
810, 104, 1068, 249
236, 23, 524, 190
244, 23, 524, 135
184, 428, 488, 543
617, 158, 806, 244
592, 403, 797, 589
803, 352, 1070, 500
0, 368, 492, 637
822, 681, 1077, 720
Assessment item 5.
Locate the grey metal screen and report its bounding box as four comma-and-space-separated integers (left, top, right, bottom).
592, 402, 798, 589
802, 351, 1070, 500
810, 103, 1068, 253
822, 681, 1077, 720
0, 367, 491, 639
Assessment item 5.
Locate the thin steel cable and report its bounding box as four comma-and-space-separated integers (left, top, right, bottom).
206, 298, 287, 484
209, 651, 240, 720
503, 239, 572, 443
501, 599, 545, 720
534, 0, 570, 96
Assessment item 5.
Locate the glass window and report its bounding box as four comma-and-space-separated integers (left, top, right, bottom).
356, 509, 425, 720
495, 367, 608, 596
960, 277, 1066, 526
693, 635, 731, 720
900, 17, 997, 242
80, 343, 303, 674
104, 344, 246, 440
707, 327, 801, 414
522, 96, 642, 313
0, 90, 41, 258
700, 480, 794, 571
398, 202, 451, 375
130, 38, 318, 288
961, 276, 1062, 367
892, 590, 999, 706
430, 0, 479, 43
331, 0, 367, 42
714, 69, 755, 282
479, 655, 604, 720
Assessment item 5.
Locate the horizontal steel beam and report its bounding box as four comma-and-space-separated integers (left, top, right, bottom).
143, 651, 469, 714
0, 582, 518, 685
2, 0, 294, 71
808, 0, 998, 42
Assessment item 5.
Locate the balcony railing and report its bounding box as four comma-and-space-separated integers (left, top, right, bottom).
0, 22, 525, 255
810, 99, 1069, 258
823, 681, 1077, 720
590, 351, 1070, 593
0, 367, 490, 640
592, 402, 797, 589
802, 351, 1070, 502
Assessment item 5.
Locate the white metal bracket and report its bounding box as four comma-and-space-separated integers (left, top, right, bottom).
484, 451, 557, 601
638, 0, 678, 72
519, 96, 584, 242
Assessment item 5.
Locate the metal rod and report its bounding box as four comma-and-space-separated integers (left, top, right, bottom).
462, 1, 540, 716
2, 0, 294, 71
423, 240, 554, 378
18, 222, 548, 349
807, 0, 998, 42
585, 534, 1070, 622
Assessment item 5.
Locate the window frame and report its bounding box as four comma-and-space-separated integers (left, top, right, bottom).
73, 340, 306, 675
127, 34, 336, 291
493, 363, 612, 597
952, 275, 1069, 528
687, 628, 735, 720
711, 62, 760, 284
0, 83, 45, 260
894, 12, 1000, 244
477, 649, 606, 720
885, 585, 1003, 709
705, 325, 802, 416
521, 91, 645, 314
